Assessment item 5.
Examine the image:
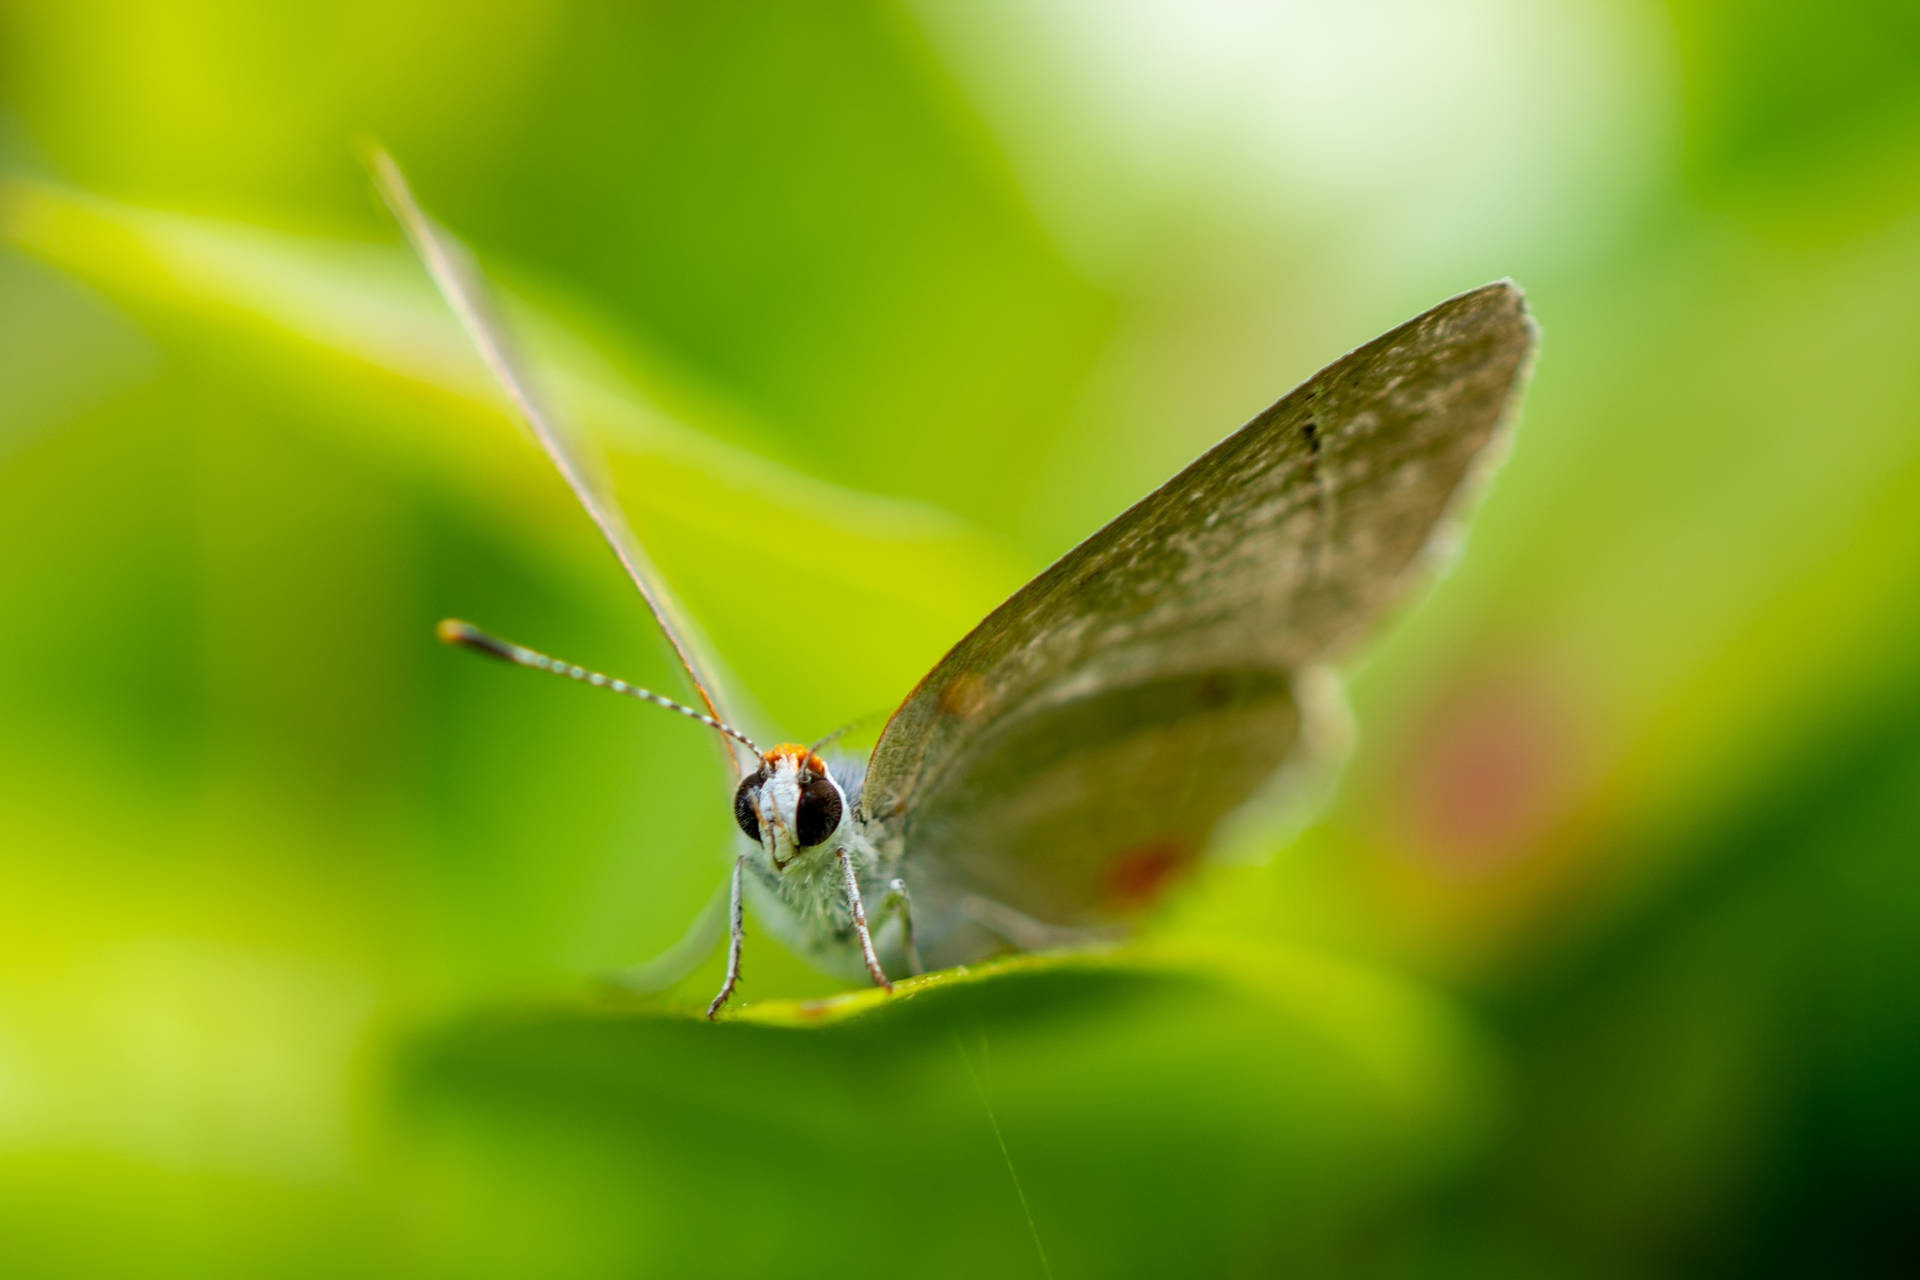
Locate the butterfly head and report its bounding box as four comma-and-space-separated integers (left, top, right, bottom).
733, 744, 845, 871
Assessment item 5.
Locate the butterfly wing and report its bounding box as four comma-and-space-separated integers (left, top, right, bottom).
861, 282, 1535, 956
366, 147, 743, 779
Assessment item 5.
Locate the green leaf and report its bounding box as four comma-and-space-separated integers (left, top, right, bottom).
391, 942, 1492, 1278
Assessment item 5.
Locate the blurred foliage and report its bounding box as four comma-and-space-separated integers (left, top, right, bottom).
2, 1, 1917, 1276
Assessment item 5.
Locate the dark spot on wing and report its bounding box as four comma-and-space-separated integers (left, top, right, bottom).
1300, 416, 1332, 578
1196, 671, 1234, 708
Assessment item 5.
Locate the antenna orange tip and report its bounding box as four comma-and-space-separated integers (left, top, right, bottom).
436, 618, 473, 645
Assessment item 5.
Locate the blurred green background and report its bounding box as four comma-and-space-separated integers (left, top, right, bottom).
3, 1, 1917, 1276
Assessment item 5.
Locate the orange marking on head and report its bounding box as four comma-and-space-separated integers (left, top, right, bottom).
1105, 839, 1197, 909
762, 743, 829, 777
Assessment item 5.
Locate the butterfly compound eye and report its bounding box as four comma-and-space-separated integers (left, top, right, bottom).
732, 769, 767, 843
794, 776, 843, 848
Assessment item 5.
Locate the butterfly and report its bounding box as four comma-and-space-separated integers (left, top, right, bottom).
369, 149, 1536, 1018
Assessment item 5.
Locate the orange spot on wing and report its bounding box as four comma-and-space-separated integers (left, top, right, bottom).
937, 673, 990, 720
1105, 839, 1197, 909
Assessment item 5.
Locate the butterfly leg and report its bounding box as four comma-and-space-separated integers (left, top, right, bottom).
879, 877, 924, 975
838, 849, 894, 992
704, 856, 749, 1020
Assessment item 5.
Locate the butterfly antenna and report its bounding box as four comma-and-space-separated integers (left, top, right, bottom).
807, 710, 888, 758
438, 619, 761, 755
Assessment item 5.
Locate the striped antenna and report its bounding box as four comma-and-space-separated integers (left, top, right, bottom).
438, 619, 761, 755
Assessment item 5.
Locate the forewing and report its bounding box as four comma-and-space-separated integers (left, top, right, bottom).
367, 147, 742, 779
864, 282, 1535, 943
